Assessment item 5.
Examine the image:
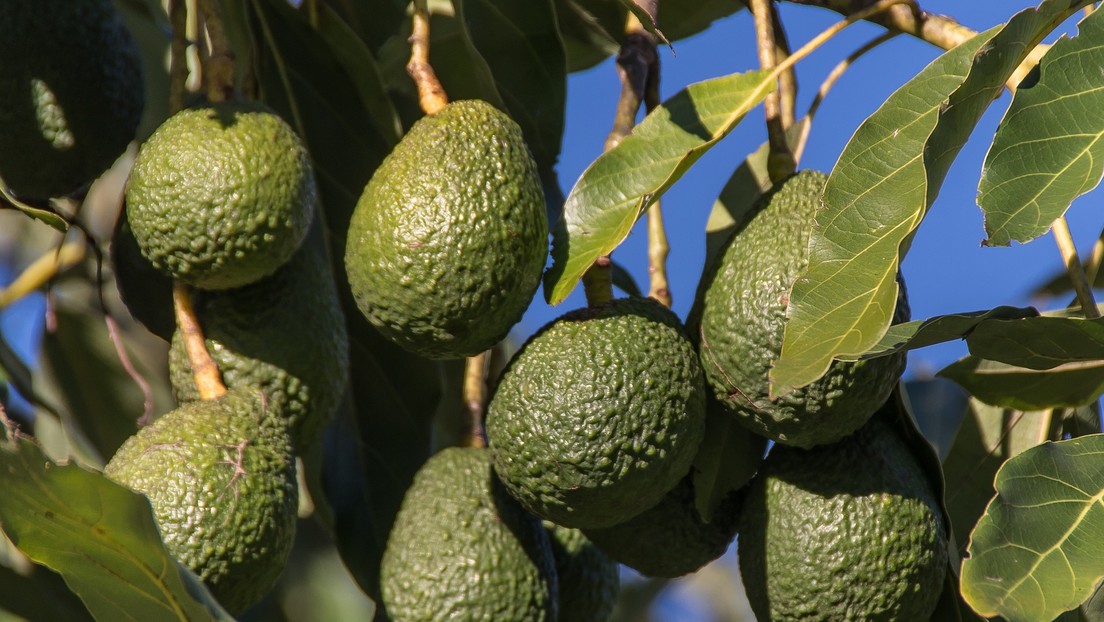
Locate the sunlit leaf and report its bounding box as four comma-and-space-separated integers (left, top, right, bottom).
980, 7, 1104, 246
545, 69, 775, 304
0, 434, 231, 621
836, 306, 1040, 361
691, 400, 767, 523
965, 316, 1104, 370
940, 356, 1104, 410
775, 1, 1086, 397
961, 435, 1104, 621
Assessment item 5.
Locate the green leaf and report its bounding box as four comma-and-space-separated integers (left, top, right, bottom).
940, 356, 1104, 410
835, 306, 1040, 362
553, 0, 620, 72
903, 379, 971, 463
980, 7, 1104, 246
610, 261, 643, 297
690, 400, 767, 523
0, 190, 67, 232
961, 434, 1104, 621
0, 434, 231, 621
111, 214, 173, 341
965, 316, 1104, 370
544, 69, 776, 304
775, 1, 1086, 397
614, 0, 669, 45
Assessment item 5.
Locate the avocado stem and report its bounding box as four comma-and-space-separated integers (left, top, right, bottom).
1052, 217, 1100, 319
197, 0, 236, 103
407, 0, 448, 116
750, 0, 795, 184
172, 282, 228, 400
640, 28, 671, 309
463, 351, 488, 448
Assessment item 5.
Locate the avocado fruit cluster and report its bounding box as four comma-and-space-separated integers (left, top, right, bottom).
104, 389, 298, 615
0, 0, 144, 200
544, 523, 620, 622
486, 296, 706, 530
344, 99, 548, 359
694, 170, 908, 448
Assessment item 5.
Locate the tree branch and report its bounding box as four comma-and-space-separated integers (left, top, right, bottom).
786, 0, 975, 50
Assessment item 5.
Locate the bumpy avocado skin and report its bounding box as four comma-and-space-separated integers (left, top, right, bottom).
104, 389, 297, 615
486, 297, 706, 530
344, 100, 548, 359
0, 0, 143, 200
695, 170, 908, 448
380, 447, 558, 622
545, 523, 619, 622
126, 101, 316, 290
738, 416, 948, 622
585, 475, 741, 578
168, 220, 349, 452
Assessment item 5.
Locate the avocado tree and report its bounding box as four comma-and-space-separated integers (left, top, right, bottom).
1, 0, 1103, 620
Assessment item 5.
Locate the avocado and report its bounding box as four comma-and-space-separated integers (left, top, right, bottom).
544, 523, 619, 622
168, 219, 349, 452
344, 100, 548, 359
380, 447, 558, 622
486, 296, 706, 529
694, 170, 908, 448
104, 388, 297, 615
126, 101, 316, 290
738, 415, 947, 621
0, 0, 143, 200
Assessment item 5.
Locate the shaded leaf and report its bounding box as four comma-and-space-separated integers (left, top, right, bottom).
610, 261, 643, 297
776, 2, 1085, 396
0, 558, 94, 622
903, 378, 971, 463
0, 192, 67, 233
690, 399, 767, 523
553, 0, 620, 72
0, 434, 231, 621
614, 0, 669, 45
980, 7, 1104, 246
545, 69, 776, 304
966, 316, 1104, 369
941, 355, 1104, 411
111, 213, 173, 342
836, 306, 1040, 362
961, 435, 1104, 621
1032, 263, 1104, 298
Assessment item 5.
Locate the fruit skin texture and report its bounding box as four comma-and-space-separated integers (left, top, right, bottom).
544, 523, 619, 622
344, 100, 548, 359
380, 447, 558, 622
168, 220, 349, 452
584, 475, 741, 578
695, 170, 908, 448
0, 0, 143, 200
738, 416, 948, 622
104, 389, 298, 615
126, 102, 316, 290
486, 296, 706, 529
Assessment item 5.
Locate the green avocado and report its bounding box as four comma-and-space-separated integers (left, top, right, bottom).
126, 101, 316, 290
738, 415, 948, 622
168, 220, 349, 452
694, 170, 909, 448
104, 388, 297, 615
380, 447, 558, 622
0, 0, 143, 200
544, 523, 619, 622
344, 100, 548, 359
486, 296, 706, 530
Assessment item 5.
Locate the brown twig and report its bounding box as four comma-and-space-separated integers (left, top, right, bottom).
750, 0, 795, 182
407, 0, 448, 115
463, 352, 488, 448
786, 0, 974, 50
173, 282, 226, 400
197, 0, 235, 103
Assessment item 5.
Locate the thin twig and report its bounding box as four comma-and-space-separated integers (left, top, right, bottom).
750, 0, 795, 182
787, 0, 975, 50
407, 0, 448, 115
173, 282, 227, 400
1052, 216, 1100, 319
642, 45, 670, 308
197, 0, 235, 103
463, 352, 488, 448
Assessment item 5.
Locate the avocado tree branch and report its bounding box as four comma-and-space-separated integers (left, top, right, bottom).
771, 2, 797, 128
642, 45, 671, 308
197, 0, 235, 103
407, 0, 448, 116
785, 0, 973, 50
1051, 217, 1100, 319
750, 0, 795, 183
463, 352, 488, 448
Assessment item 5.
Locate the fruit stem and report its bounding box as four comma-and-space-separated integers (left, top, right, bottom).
641, 33, 671, 308
197, 0, 236, 103
1052, 216, 1100, 319
407, 0, 448, 116
168, 0, 189, 114
463, 352, 488, 449
771, 3, 797, 129
173, 282, 228, 400
750, 0, 795, 183
0, 242, 84, 310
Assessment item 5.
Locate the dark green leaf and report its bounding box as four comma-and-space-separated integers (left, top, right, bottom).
941, 356, 1104, 410
690, 399, 767, 523
965, 316, 1104, 370
903, 378, 971, 462
0, 190, 67, 232
553, 0, 620, 72
545, 69, 776, 304
0, 434, 231, 621
111, 213, 174, 341
0, 560, 94, 622
980, 7, 1104, 246
614, 0, 669, 44
610, 261, 643, 297
961, 435, 1104, 621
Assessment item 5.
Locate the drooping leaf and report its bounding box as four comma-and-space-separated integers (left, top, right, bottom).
111, 213, 173, 341
545, 69, 776, 304
0, 433, 231, 621
835, 306, 1040, 362
964, 316, 1104, 369
0, 560, 94, 622
775, 1, 1087, 397
980, 7, 1104, 246
610, 261, 643, 297
690, 399, 767, 523
961, 434, 1104, 621
941, 355, 1104, 411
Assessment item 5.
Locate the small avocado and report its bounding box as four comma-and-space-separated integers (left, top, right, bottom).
544, 523, 619, 622
738, 415, 948, 622
168, 219, 349, 452
0, 0, 143, 200
486, 296, 706, 530
126, 101, 316, 290
344, 100, 548, 359
380, 447, 558, 622
104, 389, 297, 615
694, 170, 909, 448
